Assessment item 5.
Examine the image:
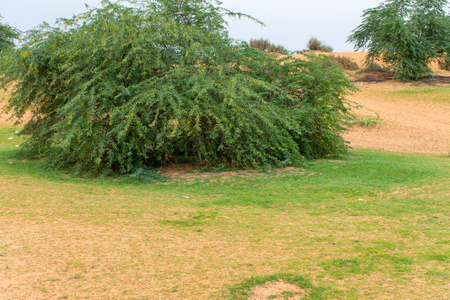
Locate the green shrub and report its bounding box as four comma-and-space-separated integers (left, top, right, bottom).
306, 37, 333, 52
0, 15, 19, 51
123, 166, 166, 183
0, 0, 355, 176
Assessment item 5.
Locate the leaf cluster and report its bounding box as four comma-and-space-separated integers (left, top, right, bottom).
348, 0, 450, 81
0, 15, 19, 51
0, 0, 355, 176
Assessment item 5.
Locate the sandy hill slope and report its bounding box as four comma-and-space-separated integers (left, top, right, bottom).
330, 52, 449, 155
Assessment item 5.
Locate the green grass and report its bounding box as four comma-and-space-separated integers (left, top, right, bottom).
0, 124, 449, 299
383, 85, 450, 103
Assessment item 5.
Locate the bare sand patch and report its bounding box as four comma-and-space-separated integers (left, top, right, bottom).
249, 281, 309, 300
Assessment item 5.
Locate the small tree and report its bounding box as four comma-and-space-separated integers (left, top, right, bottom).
348, 0, 450, 81
0, 15, 19, 51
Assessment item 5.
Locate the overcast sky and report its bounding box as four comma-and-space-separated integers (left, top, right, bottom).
1, 0, 381, 52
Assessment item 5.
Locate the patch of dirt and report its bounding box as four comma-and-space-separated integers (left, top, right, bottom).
249, 281, 309, 300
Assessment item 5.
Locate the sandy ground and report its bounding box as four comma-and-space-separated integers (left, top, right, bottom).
344, 82, 450, 155
333, 51, 450, 156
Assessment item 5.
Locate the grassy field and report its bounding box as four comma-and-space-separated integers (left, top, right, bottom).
1, 83, 449, 299
1, 122, 449, 299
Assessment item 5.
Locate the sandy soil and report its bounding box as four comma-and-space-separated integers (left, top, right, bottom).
332, 52, 450, 156
344, 82, 450, 155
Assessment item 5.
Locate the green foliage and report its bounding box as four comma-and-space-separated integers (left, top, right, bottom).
348, 0, 450, 81
0, 15, 19, 51
124, 166, 166, 183
0, 0, 355, 176
249, 38, 288, 54
306, 37, 333, 52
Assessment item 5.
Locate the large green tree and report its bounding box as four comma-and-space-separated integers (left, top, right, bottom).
348, 0, 450, 81
0, 15, 19, 51
0, 0, 355, 176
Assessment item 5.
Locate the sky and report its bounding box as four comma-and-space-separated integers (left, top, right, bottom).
1, 0, 381, 52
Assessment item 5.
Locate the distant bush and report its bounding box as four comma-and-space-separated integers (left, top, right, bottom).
250, 38, 288, 54
267, 44, 288, 55
314, 55, 358, 71
250, 38, 270, 51
306, 37, 322, 51
320, 45, 333, 53
328, 55, 359, 70
306, 37, 333, 52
